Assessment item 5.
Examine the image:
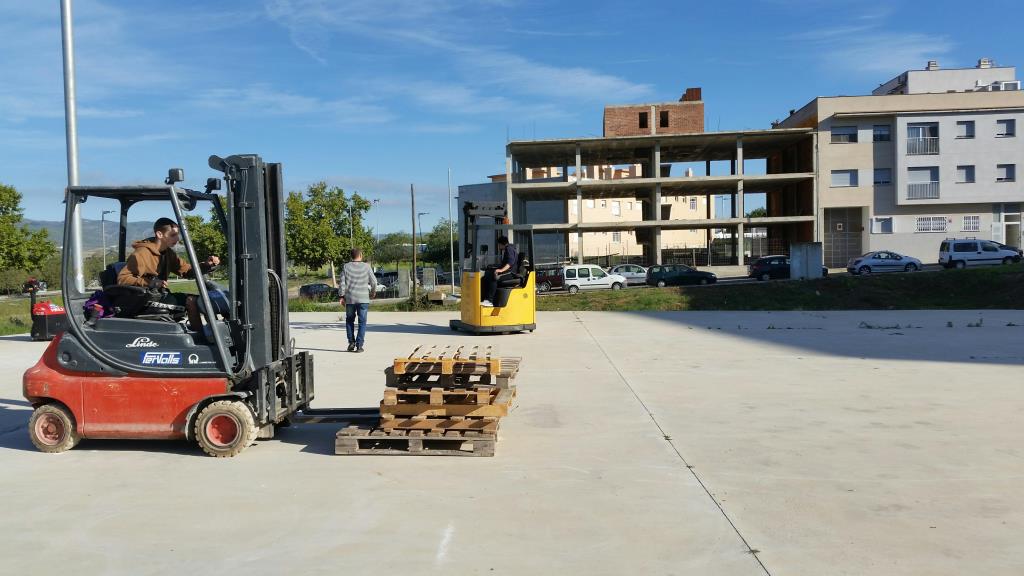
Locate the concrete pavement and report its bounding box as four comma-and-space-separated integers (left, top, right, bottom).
1, 310, 1022, 575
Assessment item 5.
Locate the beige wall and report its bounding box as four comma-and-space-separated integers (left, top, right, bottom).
785, 90, 1024, 257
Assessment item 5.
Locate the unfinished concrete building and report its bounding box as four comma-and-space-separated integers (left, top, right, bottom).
501, 128, 816, 267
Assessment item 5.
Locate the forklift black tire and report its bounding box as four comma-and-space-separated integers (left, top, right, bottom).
28, 403, 80, 453
195, 400, 258, 458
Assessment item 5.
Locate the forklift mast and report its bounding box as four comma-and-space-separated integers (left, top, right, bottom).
209, 154, 291, 372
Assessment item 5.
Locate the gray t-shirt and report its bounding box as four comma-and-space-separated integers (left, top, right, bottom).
339, 261, 377, 304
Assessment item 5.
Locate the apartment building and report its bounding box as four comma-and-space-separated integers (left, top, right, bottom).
780, 59, 1024, 266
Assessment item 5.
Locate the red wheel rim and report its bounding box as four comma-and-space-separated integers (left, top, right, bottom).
34, 413, 66, 446
205, 414, 240, 447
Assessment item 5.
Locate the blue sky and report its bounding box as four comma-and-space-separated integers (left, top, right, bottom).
2, 0, 1021, 233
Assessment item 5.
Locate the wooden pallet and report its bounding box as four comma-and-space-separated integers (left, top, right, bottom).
383, 385, 496, 406
385, 357, 521, 389
380, 386, 516, 418
393, 344, 502, 376
335, 425, 496, 456
379, 414, 499, 433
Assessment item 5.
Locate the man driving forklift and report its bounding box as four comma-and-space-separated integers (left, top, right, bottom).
480, 235, 517, 307
117, 217, 221, 329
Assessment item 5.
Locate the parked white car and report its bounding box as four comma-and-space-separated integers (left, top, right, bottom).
939, 238, 1021, 269
563, 265, 627, 294
607, 264, 648, 285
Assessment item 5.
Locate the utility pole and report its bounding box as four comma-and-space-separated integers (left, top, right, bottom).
61, 0, 84, 292
410, 184, 417, 303
101, 210, 114, 269
447, 168, 455, 294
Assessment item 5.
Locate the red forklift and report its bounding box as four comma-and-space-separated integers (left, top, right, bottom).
23, 154, 374, 457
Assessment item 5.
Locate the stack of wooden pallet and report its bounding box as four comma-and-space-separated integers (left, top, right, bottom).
336, 344, 520, 457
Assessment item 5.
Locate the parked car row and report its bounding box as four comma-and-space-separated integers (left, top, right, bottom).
532, 237, 1022, 295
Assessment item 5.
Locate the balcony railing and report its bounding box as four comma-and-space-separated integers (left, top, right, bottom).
906, 182, 940, 200
906, 137, 939, 155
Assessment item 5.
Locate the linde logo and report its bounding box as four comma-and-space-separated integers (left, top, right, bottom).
126, 337, 159, 348
141, 352, 181, 366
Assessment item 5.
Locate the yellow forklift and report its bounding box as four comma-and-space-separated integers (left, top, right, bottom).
450, 202, 536, 334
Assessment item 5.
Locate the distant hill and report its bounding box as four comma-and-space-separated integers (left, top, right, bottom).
24, 219, 155, 252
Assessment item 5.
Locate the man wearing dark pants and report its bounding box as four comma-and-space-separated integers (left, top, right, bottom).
481, 236, 517, 307
339, 248, 377, 352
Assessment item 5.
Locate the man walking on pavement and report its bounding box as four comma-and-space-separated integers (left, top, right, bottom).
339, 248, 377, 352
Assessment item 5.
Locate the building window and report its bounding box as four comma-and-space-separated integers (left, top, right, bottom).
612, 231, 621, 243
956, 165, 975, 183
872, 125, 891, 142
996, 119, 1016, 137
873, 168, 892, 185
871, 217, 893, 234
907, 122, 939, 154
611, 201, 621, 216
586, 199, 594, 208
907, 166, 939, 199
915, 216, 947, 233
571, 202, 577, 215
956, 120, 975, 139
963, 215, 981, 232
831, 126, 858, 143
997, 164, 1016, 182
659, 111, 669, 128
634, 201, 641, 210
689, 198, 697, 210
627, 201, 633, 211
830, 169, 858, 187
600, 199, 607, 208
639, 112, 648, 129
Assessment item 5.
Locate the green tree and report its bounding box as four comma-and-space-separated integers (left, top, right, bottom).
284, 182, 373, 270
421, 218, 458, 266
182, 198, 227, 264
373, 231, 413, 267
745, 206, 768, 218
0, 182, 58, 272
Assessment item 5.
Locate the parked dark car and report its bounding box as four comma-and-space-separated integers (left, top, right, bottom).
994, 242, 1023, 259
535, 267, 565, 292
748, 255, 829, 281
645, 264, 717, 287
298, 282, 339, 300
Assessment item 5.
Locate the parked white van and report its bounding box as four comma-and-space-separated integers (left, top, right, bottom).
563, 265, 627, 294
939, 238, 1021, 269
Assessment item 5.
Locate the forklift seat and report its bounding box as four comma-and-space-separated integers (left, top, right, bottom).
497, 253, 530, 289
100, 262, 126, 288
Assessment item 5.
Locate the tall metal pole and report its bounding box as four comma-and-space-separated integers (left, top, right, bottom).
410, 184, 417, 302
61, 0, 84, 292
447, 168, 455, 294
101, 210, 114, 269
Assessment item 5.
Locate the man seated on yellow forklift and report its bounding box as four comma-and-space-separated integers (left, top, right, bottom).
480, 235, 517, 307
117, 217, 220, 329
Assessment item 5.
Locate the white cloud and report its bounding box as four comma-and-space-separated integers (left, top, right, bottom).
261, 0, 652, 105
191, 85, 394, 125
786, 9, 953, 76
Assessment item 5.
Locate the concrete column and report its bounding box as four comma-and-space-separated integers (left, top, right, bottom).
736, 137, 745, 265
576, 143, 584, 264
812, 131, 821, 243
652, 142, 662, 265
505, 147, 514, 225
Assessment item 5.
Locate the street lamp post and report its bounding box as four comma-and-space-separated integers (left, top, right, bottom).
101, 210, 114, 269
417, 212, 429, 252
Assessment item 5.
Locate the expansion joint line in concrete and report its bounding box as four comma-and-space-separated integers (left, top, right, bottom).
572, 311, 772, 576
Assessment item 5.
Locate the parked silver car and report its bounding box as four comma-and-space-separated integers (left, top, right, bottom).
607, 264, 648, 285
847, 251, 922, 274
